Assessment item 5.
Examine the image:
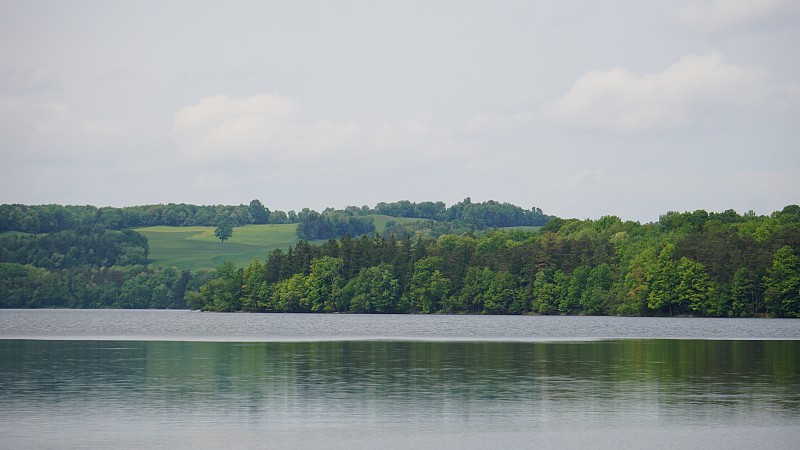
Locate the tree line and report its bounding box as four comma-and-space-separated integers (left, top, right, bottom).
0, 200, 287, 233
293, 198, 551, 240
188, 206, 800, 318
295, 210, 375, 240
2, 201, 797, 317
0, 226, 149, 268
373, 198, 551, 228
0, 226, 210, 309
1, 198, 552, 241
0, 197, 553, 309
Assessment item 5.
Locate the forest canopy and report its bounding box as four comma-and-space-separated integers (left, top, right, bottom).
0, 197, 550, 240
190, 205, 800, 318
1, 201, 798, 318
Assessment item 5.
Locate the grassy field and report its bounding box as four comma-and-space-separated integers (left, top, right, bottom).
370, 214, 424, 231
135, 215, 426, 270
498, 226, 542, 232
135, 224, 302, 270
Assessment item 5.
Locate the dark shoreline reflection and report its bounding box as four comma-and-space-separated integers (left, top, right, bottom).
3, 340, 799, 407
1, 339, 799, 449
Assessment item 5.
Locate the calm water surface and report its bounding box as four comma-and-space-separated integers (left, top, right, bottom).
1, 310, 799, 449
2, 309, 799, 341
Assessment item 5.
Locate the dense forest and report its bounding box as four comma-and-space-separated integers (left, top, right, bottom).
0, 200, 292, 233
0, 224, 214, 309
189, 205, 800, 318
1, 201, 798, 317
0, 198, 547, 309
0, 198, 549, 241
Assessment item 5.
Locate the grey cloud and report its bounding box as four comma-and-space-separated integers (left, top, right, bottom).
91, 68, 136, 86
0, 65, 61, 95
0, 0, 797, 221
671, 0, 800, 33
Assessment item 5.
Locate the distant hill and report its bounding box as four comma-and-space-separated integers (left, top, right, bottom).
0, 198, 553, 236
136, 215, 426, 270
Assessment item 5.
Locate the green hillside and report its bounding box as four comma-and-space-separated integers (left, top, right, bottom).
136, 215, 423, 270
135, 224, 299, 270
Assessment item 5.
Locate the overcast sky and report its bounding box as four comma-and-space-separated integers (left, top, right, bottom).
1, 0, 798, 222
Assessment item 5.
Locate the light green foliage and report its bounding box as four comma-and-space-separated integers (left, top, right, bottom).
648, 244, 680, 314
484, 270, 522, 314
0, 263, 60, 308
271, 273, 310, 312
531, 270, 559, 315
121, 271, 167, 309
561, 265, 589, 314
581, 263, 613, 315
458, 266, 494, 313
184, 291, 205, 310
648, 245, 714, 316
620, 266, 650, 316
410, 257, 451, 313
677, 257, 714, 315
306, 256, 344, 312
344, 264, 401, 313
240, 259, 268, 312
199, 261, 242, 311
763, 246, 800, 317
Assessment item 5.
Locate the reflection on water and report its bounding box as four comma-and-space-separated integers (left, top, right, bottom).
1, 340, 799, 449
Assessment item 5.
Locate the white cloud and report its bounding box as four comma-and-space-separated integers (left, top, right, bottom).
173, 94, 301, 130
79, 119, 129, 140
545, 53, 797, 133
671, 0, 800, 33
546, 170, 606, 195
462, 112, 506, 134
0, 97, 66, 149
172, 94, 459, 165
565, 170, 605, 188
172, 94, 359, 163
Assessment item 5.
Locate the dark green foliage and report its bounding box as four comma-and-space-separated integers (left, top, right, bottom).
410, 257, 450, 313
2, 201, 798, 317
307, 256, 345, 312
0, 263, 195, 309
198, 261, 243, 312
295, 210, 375, 240
248, 199, 270, 225
763, 246, 800, 317
0, 227, 149, 268
344, 264, 402, 313
382, 219, 471, 239
0, 213, 196, 309
214, 221, 234, 243
1, 198, 551, 242
373, 197, 551, 229
0, 201, 295, 232
189, 204, 799, 317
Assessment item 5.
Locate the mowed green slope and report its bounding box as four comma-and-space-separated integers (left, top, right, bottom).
136, 215, 424, 270
136, 224, 299, 270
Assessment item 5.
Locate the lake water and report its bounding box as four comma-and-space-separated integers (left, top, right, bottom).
1, 310, 799, 449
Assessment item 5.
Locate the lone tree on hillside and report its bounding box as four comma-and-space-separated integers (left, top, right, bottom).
214, 221, 234, 243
